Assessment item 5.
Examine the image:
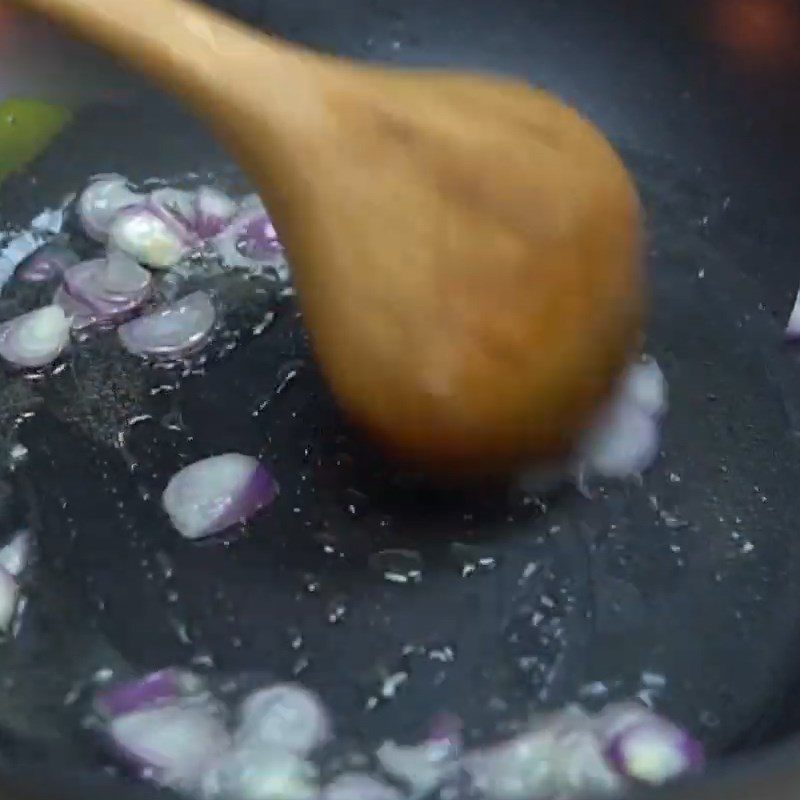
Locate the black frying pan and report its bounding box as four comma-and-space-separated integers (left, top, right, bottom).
0, 1, 800, 799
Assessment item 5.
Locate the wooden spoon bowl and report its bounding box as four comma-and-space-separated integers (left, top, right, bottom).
14, 0, 645, 475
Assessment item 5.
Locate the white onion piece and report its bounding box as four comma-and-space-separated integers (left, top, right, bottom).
118, 291, 215, 358
578, 403, 659, 480
575, 356, 667, 481
162, 453, 278, 539
787, 286, 800, 340
194, 186, 238, 238
376, 739, 457, 795
202, 746, 318, 800
320, 774, 403, 800
620, 358, 668, 418
0, 529, 32, 578
0, 566, 19, 632
109, 704, 230, 789
109, 204, 191, 268
463, 729, 558, 800
78, 174, 141, 241
0, 305, 70, 368
237, 684, 331, 755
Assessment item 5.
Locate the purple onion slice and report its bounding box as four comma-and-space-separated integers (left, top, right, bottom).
78, 174, 141, 241
162, 453, 278, 539
236, 684, 331, 755
194, 186, 238, 238
96, 668, 201, 719
0, 305, 70, 368
14, 239, 80, 283
149, 187, 196, 230
62, 253, 152, 323
212, 195, 285, 274
599, 706, 704, 786
118, 290, 215, 359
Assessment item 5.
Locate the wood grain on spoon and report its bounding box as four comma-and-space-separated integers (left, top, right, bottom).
14, 0, 645, 475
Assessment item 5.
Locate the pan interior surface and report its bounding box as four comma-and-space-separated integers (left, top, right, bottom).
0, 1, 799, 798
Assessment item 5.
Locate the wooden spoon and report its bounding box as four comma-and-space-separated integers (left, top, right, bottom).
14, 0, 645, 476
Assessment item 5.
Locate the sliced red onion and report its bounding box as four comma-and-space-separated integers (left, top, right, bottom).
108, 703, 230, 789
599, 706, 704, 786
96, 669, 200, 718
201, 745, 318, 800
605, 722, 704, 785
78, 174, 141, 241
62, 253, 152, 324
15, 239, 80, 283
236, 684, 331, 755
212, 196, 286, 275
575, 356, 667, 481
162, 453, 278, 539
109, 203, 193, 268
0, 565, 19, 632
320, 773, 403, 800
149, 187, 196, 230
0, 529, 32, 578
0, 305, 70, 368
194, 186, 238, 238
787, 286, 800, 340
118, 291, 215, 358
